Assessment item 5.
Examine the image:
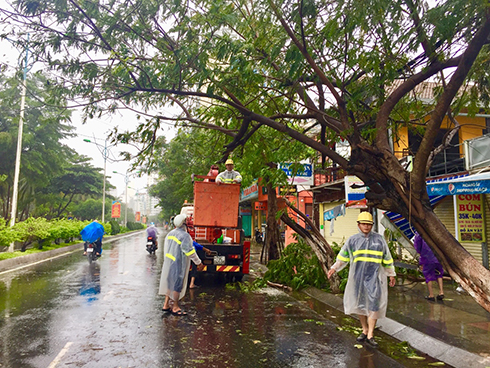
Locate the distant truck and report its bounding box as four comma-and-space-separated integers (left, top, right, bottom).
183, 173, 250, 281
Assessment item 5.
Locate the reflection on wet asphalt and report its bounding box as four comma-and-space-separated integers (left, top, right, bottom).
0, 232, 404, 368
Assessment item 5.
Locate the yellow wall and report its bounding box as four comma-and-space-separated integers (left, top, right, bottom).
457, 115, 486, 143
320, 201, 360, 246
393, 115, 486, 158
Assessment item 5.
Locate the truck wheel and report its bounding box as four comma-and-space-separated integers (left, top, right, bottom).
234, 273, 243, 282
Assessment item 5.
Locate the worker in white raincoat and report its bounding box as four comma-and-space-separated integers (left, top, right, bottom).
159, 214, 204, 316
327, 212, 396, 348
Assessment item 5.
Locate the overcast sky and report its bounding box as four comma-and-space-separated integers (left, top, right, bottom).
0, 3, 177, 197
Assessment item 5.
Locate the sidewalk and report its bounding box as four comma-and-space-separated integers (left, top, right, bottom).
300, 279, 490, 368
248, 244, 490, 367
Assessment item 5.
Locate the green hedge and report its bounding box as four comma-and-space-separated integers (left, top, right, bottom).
109, 219, 121, 235
126, 222, 145, 231
0, 218, 113, 251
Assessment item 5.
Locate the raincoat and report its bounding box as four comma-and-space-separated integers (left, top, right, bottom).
158, 227, 201, 300
413, 234, 440, 266
216, 170, 242, 184
331, 230, 396, 319
146, 226, 158, 238
413, 234, 444, 282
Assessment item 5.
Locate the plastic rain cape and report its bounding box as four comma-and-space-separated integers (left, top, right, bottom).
335, 231, 395, 319
158, 227, 194, 300
80, 221, 105, 243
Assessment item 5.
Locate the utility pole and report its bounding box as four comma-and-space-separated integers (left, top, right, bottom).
9, 34, 30, 252
84, 138, 115, 223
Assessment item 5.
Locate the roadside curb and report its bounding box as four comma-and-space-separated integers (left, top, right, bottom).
302, 286, 490, 368
0, 230, 145, 274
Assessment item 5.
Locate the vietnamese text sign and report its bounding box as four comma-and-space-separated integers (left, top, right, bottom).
428, 179, 490, 196
344, 176, 367, 208
457, 194, 486, 242
279, 163, 313, 186
279, 185, 297, 195
111, 201, 121, 218
241, 180, 259, 201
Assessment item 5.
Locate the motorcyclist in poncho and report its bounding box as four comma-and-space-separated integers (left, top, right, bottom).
146, 223, 159, 248
327, 212, 396, 348
158, 214, 204, 316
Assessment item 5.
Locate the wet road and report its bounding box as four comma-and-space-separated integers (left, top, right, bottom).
0, 231, 406, 368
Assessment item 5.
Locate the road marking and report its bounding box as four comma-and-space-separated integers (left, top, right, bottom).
47, 341, 73, 368
0, 251, 82, 276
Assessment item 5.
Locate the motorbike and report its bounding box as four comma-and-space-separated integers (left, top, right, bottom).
85, 241, 99, 264
146, 236, 157, 255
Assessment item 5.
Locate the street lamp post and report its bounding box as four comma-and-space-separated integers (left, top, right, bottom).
8, 34, 30, 252
113, 171, 129, 227
84, 138, 115, 223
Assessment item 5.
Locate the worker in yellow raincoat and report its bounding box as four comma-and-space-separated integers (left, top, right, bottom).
159, 214, 204, 316
327, 212, 396, 348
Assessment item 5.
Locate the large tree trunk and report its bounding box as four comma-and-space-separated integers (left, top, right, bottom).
264, 182, 283, 262
280, 198, 341, 294
414, 209, 490, 312
356, 149, 490, 313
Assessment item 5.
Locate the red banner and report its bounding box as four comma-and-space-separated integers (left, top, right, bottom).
111, 201, 121, 218
135, 212, 141, 221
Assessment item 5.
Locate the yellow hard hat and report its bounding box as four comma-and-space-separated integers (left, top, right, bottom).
357, 212, 373, 224
225, 159, 234, 165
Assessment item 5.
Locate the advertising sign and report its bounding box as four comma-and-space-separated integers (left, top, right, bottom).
279, 163, 313, 186
111, 201, 121, 218
135, 212, 141, 222
456, 194, 486, 242
239, 208, 252, 216
344, 176, 367, 208
241, 180, 259, 201
428, 179, 490, 196
279, 185, 297, 195
254, 202, 267, 211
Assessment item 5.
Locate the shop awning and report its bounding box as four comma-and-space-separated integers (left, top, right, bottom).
427, 172, 490, 196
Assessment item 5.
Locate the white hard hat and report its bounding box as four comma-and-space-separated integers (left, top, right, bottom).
173, 214, 187, 228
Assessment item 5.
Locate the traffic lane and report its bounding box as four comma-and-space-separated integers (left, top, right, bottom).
1, 229, 403, 368
0, 231, 164, 368
155, 284, 403, 368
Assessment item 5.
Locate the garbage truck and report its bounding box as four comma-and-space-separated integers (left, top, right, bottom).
184, 173, 250, 281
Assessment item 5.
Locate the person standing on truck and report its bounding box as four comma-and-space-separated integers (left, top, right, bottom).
216, 159, 242, 185
159, 214, 205, 316
204, 164, 220, 182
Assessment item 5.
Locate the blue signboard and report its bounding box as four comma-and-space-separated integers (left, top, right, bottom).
427, 178, 490, 196
279, 163, 312, 177
279, 163, 313, 185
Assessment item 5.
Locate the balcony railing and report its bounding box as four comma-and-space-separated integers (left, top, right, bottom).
313, 166, 346, 186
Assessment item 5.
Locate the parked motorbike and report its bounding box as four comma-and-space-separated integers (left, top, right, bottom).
85, 242, 99, 264
146, 236, 157, 255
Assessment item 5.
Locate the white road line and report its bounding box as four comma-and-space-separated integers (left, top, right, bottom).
0, 251, 81, 276
47, 341, 73, 368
